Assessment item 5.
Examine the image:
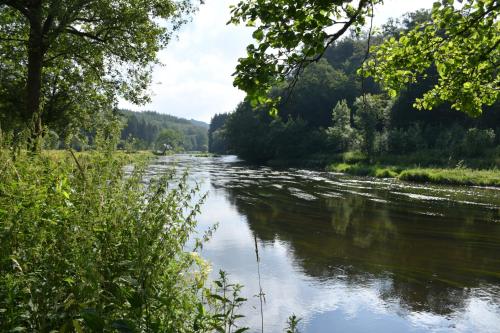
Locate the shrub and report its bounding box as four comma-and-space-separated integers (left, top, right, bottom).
0, 139, 247, 332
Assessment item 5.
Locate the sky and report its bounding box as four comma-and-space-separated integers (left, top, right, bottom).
119, 0, 437, 123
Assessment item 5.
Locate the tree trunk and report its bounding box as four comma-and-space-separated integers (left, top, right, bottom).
26, 6, 44, 151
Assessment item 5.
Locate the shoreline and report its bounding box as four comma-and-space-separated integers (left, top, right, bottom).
264, 155, 500, 187
327, 163, 500, 187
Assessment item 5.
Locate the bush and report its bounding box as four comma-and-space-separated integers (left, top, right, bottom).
354, 94, 392, 158
0, 139, 247, 332
433, 124, 465, 152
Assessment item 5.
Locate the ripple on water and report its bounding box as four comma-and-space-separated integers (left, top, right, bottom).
392, 192, 449, 202
288, 187, 318, 201
149, 154, 500, 333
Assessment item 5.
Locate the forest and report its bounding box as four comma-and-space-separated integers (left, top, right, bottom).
35, 109, 209, 152
210, 9, 499, 185
120, 110, 208, 152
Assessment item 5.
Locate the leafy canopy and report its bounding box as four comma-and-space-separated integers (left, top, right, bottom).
230, 0, 499, 117
0, 0, 197, 132
364, 0, 499, 116
228, 0, 380, 114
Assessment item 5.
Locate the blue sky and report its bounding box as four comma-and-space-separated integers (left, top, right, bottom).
119, 0, 437, 123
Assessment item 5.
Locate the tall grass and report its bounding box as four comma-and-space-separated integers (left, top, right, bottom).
399, 168, 500, 186
0, 133, 249, 332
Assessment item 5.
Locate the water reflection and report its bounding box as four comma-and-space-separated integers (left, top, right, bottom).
150, 155, 500, 332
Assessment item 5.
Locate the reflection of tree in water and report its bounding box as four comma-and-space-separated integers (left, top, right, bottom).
215, 177, 500, 316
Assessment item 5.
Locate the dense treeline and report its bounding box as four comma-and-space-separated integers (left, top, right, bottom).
208, 113, 230, 154
212, 11, 500, 168
38, 110, 209, 152
120, 110, 208, 152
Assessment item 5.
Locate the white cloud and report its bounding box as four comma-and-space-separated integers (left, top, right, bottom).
119, 0, 436, 123
373, 0, 436, 26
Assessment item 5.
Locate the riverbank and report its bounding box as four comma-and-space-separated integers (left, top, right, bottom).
266, 151, 500, 187
44, 149, 153, 163
327, 163, 500, 187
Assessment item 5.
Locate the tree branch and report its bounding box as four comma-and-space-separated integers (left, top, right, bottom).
65, 26, 106, 43
282, 0, 370, 105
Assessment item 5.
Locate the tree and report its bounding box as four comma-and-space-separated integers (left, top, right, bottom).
354, 94, 392, 158
209, 113, 229, 153
155, 128, 183, 151
229, 0, 380, 112
326, 100, 356, 152
224, 102, 275, 162
230, 0, 498, 117
278, 59, 351, 128
364, 0, 499, 116
0, 0, 196, 147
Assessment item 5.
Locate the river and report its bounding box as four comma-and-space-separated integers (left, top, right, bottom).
148, 154, 500, 333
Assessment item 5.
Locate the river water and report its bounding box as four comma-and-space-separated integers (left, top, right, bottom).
148, 154, 500, 333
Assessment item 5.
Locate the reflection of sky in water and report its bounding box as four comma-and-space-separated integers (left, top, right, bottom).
150, 155, 500, 333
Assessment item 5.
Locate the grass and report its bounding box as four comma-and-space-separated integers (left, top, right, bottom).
327, 163, 400, 178
323, 149, 500, 186
327, 161, 500, 187
399, 168, 500, 187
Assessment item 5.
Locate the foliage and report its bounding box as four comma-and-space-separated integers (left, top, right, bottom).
208, 113, 230, 154
462, 128, 496, 156
204, 271, 249, 333
0, 134, 251, 331
388, 124, 427, 154
354, 94, 392, 158
364, 0, 499, 116
223, 102, 276, 163
155, 128, 184, 151
228, 0, 380, 110
325, 100, 357, 152
0, 0, 197, 141
219, 11, 500, 167
120, 110, 208, 151
285, 314, 301, 333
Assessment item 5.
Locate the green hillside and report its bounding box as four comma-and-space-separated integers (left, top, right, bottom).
120, 110, 208, 152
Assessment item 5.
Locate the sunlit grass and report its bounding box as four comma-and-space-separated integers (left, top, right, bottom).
399, 168, 500, 186
327, 160, 500, 186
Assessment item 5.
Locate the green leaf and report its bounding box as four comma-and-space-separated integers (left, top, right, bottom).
234, 328, 250, 333
73, 320, 84, 333
252, 29, 264, 41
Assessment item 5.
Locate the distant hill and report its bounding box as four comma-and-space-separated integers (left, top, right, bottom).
120, 110, 208, 151
189, 118, 209, 129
